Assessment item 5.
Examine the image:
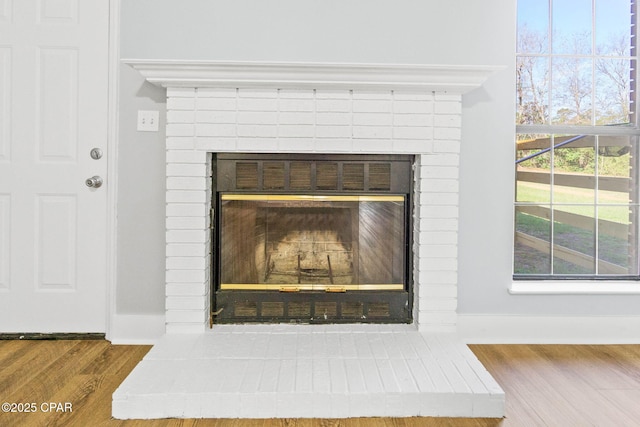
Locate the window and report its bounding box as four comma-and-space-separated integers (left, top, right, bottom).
514, 0, 640, 277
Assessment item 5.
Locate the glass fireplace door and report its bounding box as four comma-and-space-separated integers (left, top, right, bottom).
219, 194, 407, 292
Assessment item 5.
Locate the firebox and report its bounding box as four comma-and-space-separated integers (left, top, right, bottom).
212, 154, 413, 323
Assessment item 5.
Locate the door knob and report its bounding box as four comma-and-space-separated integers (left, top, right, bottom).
85, 176, 103, 188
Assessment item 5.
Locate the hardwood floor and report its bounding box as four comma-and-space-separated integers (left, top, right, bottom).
2, 340, 640, 427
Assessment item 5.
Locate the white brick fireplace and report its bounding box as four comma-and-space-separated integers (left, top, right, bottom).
127, 60, 496, 333
114, 61, 504, 419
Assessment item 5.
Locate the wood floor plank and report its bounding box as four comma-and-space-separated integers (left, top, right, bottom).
0, 340, 81, 396
5, 341, 640, 426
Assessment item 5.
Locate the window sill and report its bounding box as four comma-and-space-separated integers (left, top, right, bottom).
510, 281, 640, 295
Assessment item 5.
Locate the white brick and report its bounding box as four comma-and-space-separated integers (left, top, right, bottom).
316, 125, 350, 138
419, 153, 459, 166
279, 98, 315, 112
166, 164, 207, 177
421, 179, 459, 193
352, 99, 391, 113
392, 139, 432, 154
166, 203, 207, 217
434, 114, 462, 128
237, 111, 278, 125
166, 124, 194, 137
417, 231, 458, 245
353, 113, 392, 126
166, 217, 207, 230
196, 111, 236, 123
167, 256, 208, 270
166, 151, 207, 164
352, 90, 392, 100
315, 89, 351, 99
316, 112, 351, 125
166, 230, 208, 243
167, 87, 196, 97
394, 127, 432, 140
237, 138, 279, 151
166, 310, 207, 323
197, 88, 236, 98
166, 243, 207, 257
420, 192, 459, 206
419, 218, 459, 232
166, 269, 207, 283
393, 114, 432, 126
166, 137, 195, 150
278, 138, 315, 152
166, 191, 206, 203
393, 91, 433, 101
167, 97, 195, 110
165, 296, 206, 310
419, 206, 459, 219
237, 124, 278, 137
166, 282, 207, 296
237, 88, 277, 98
418, 284, 457, 297
394, 101, 433, 114
167, 111, 195, 123
279, 112, 315, 125
167, 177, 207, 190
196, 123, 236, 137
237, 98, 278, 111
421, 245, 458, 258
434, 127, 461, 140
420, 296, 458, 311
195, 137, 238, 151
313, 138, 354, 152
433, 140, 462, 153
278, 89, 314, 99
196, 97, 237, 111
317, 99, 351, 112
353, 126, 392, 139
352, 139, 393, 153
434, 93, 462, 102
419, 165, 459, 179
279, 125, 315, 138
435, 101, 462, 114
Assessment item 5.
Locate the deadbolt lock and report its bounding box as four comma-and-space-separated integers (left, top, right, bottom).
90, 148, 103, 160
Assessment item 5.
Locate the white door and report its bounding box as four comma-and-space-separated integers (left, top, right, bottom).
0, 0, 110, 332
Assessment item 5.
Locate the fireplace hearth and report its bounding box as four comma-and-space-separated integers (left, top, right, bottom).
213, 154, 413, 323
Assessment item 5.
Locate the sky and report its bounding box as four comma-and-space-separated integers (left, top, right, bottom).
517, 0, 632, 54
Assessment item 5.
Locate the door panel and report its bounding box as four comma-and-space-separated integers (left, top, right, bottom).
38, 48, 78, 161
0, 0, 109, 332
36, 194, 77, 289
0, 47, 9, 161
0, 195, 9, 291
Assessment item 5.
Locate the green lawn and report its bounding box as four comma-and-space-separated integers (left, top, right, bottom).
514, 182, 634, 275
516, 181, 632, 224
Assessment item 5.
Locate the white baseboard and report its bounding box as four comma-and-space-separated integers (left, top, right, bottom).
457, 315, 640, 344
108, 314, 165, 344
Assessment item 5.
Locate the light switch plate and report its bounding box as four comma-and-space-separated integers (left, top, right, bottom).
137, 110, 160, 132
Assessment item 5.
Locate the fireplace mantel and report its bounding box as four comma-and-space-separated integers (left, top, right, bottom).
124, 59, 498, 92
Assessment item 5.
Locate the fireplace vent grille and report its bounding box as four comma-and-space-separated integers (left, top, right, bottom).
218, 154, 410, 193
221, 297, 399, 323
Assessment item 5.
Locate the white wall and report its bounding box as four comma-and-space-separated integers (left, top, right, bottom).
116, 0, 640, 328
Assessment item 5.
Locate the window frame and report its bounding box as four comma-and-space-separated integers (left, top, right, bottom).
514, 0, 640, 281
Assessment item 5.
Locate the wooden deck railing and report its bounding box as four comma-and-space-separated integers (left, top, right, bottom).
516, 169, 632, 274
